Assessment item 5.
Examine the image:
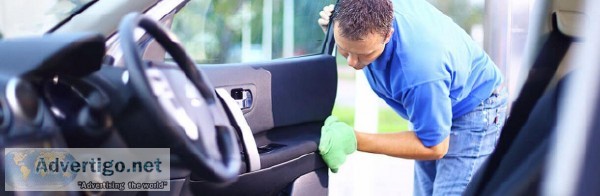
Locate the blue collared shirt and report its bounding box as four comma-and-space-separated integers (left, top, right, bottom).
364, 0, 503, 147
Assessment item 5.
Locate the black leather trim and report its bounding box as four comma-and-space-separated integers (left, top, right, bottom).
189, 152, 326, 195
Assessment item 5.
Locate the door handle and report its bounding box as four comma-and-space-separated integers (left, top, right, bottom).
231, 88, 253, 110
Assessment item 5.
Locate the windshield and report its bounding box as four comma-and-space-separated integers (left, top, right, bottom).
0, 0, 95, 39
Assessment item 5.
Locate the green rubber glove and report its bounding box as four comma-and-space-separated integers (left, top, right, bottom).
319, 116, 357, 173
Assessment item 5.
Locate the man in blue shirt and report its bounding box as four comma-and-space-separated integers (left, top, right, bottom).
317, 0, 508, 195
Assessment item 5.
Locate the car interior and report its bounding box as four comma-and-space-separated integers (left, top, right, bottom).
1, 0, 600, 195
464, 0, 593, 195
1, 0, 335, 195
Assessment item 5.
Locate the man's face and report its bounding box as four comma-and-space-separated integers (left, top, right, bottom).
333, 22, 391, 70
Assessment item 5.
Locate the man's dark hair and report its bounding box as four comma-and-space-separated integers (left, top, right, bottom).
333, 0, 394, 41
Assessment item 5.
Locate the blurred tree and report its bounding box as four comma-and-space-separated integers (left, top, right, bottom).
172, 0, 334, 64
172, 0, 246, 63
426, 0, 484, 34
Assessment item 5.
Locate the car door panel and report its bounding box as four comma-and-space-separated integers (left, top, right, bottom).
202, 54, 336, 170
254, 122, 324, 169
202, 65, 274, 133
255, 55, 337, 128
188, 54, 336, 194
202, 54, 337, 132
189, 153, 327, 196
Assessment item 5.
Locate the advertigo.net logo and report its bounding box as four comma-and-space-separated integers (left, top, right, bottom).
35, 157, 163, 176
4, 148, 171, 191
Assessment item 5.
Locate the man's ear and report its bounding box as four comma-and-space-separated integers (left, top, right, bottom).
384, 28, 394, 44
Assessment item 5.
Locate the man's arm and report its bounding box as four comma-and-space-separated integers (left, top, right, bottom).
355, 131, 449, 160
360, 79, 452, 160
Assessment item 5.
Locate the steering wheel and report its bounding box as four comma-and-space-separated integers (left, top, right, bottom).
118, 13, 240, 182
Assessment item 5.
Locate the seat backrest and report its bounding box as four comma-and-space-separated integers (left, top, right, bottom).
554, 0, 586, 38
464, 0, 586, 195
554, 0, 587, 79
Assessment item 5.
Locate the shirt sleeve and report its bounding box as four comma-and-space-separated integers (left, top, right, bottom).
397, 80, 452, 147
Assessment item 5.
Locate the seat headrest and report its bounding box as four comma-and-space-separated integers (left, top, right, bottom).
554, 0, 586, 38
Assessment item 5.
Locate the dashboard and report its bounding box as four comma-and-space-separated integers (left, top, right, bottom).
0, 33, 105, 148
42, 75, 114, 147
0, 23, 242, 193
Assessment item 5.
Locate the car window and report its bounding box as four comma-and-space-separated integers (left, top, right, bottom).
171, 0, 335, 64
0, 0, 95, 39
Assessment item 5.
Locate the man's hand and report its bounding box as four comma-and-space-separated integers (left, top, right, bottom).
317, 4, 335, 33
319, 116, 357, 173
